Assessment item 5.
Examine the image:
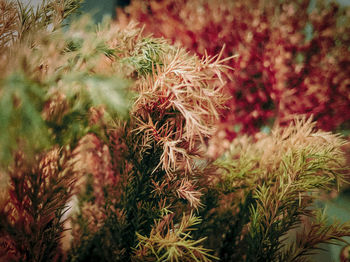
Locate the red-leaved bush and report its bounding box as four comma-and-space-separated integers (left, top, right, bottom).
117, 0, 350, 139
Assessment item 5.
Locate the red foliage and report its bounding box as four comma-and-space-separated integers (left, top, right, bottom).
73, 134, 116, 205
0, 150, 76, 261
118, 0, 350, 138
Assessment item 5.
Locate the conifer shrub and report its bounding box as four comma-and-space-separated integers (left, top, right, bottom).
0, 0, 350, 261
118, 0, 350, 139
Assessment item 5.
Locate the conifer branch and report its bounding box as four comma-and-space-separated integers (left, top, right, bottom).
134, 212, 218, 261
215, 117, 350, 261
0, 148, 77, 261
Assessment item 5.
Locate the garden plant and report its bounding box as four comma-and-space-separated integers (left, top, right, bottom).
0, 0, 350, 261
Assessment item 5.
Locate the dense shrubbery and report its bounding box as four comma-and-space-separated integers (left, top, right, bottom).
0, 0, 349, 261
118, 0, 350, 140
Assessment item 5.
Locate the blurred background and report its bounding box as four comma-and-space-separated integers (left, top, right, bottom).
18, 0, 128, 21
18, 0, 350, 22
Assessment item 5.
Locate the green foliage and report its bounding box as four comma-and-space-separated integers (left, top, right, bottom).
209, 118, 350, 261
1, 1, 350, 262
134, 212, 217, 262
0, 73, 49, 163
122, 37, 169, 75
0, 1, 133, 166
68, 209, 130, 262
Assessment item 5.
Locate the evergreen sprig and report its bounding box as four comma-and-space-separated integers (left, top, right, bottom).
280, 210, 350, 262
214, 118, 350, 261
0, 0, 18, 50
66, 17, 232, 262
0, 148, 77, 261
134, 212, 218, 261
